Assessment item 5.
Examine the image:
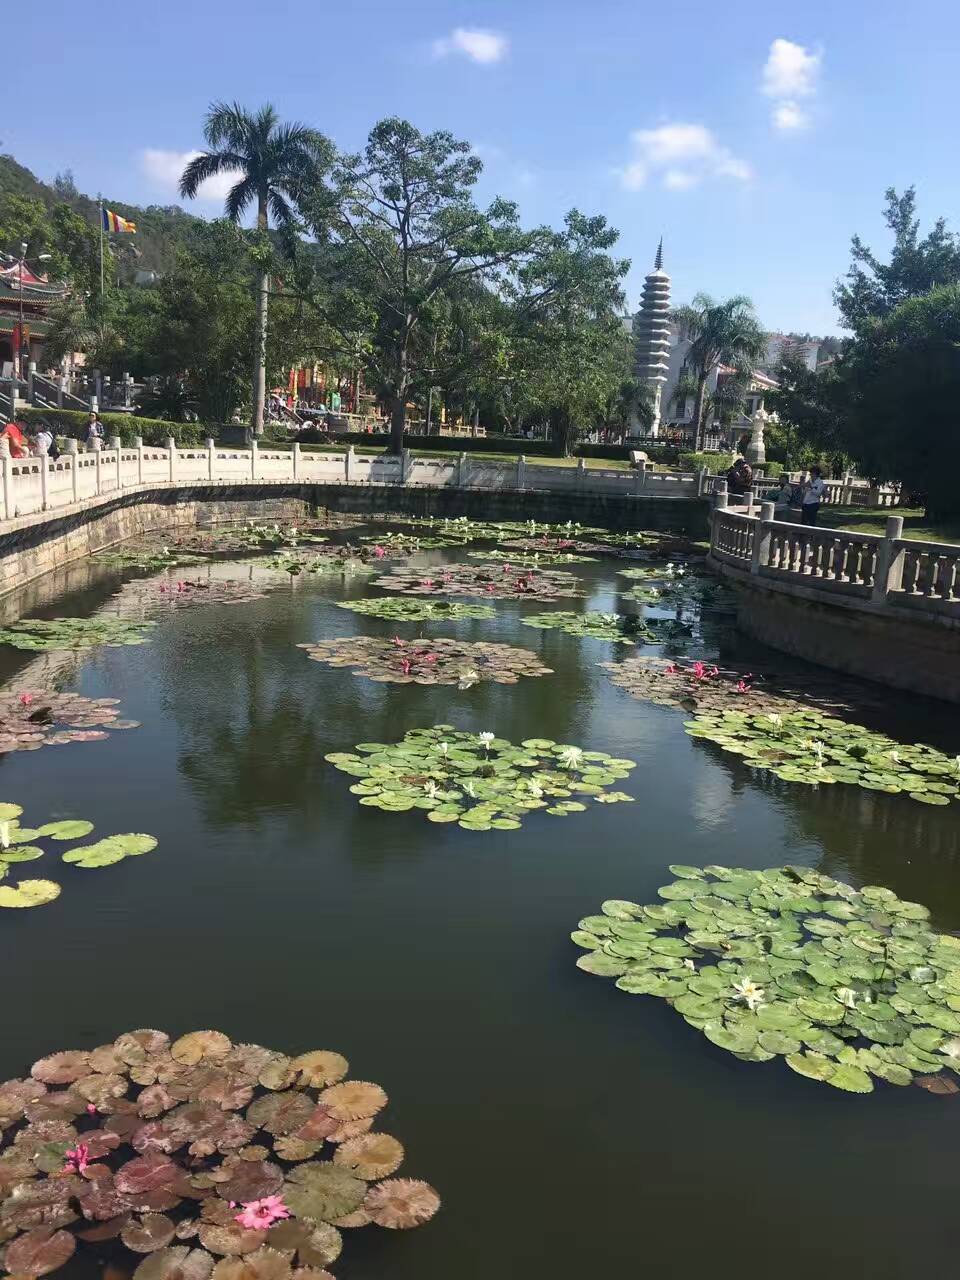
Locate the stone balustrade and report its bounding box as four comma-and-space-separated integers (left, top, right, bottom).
0, 438, 711, 524
709, 501, 960, 620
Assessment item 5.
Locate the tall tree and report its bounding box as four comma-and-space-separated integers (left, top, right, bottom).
834, 187, 960, 335
304, 118, 533, 453
179, 103, 331, 436
670, 293, 766, 450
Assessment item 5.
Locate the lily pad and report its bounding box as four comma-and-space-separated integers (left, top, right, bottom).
573, 865, 960, 1095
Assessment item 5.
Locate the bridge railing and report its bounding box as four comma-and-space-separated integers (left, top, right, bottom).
708, 499, 960, 619
0, 437, 712, 524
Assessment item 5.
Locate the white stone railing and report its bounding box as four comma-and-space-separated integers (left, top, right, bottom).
0, 437, 712, 524
708, 499, 960, 619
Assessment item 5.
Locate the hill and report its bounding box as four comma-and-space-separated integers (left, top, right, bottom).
0, 153, 201, 277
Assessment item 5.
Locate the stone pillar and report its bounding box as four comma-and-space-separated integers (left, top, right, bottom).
64, 439, 79, 505
94, 442, 102, 495
696, 467, 707, 497
27, 361, 36, 405
109, 437, 122, 492
39, 442, 49, 511
345, 447, 355, 483
400, 448, 412, 484
516, 455, 526, 490
575, 457, 586, 490
457, 452, 468, 488
871, 515, 905, 602
713, 479, 728, 509
57, 376, 65, 408
292, 441, 300, 481
751, 501, 775, 574
135, 437, 144, 485
0, 441, 11, 522
634, 466, 647, 495
250, 439, 258, 481
167, 437, 177, 484
123, 373, 133, 409
207, 438, 215, 482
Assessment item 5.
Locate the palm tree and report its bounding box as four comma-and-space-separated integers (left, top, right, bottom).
179, 103, 330, 437
671, 293, 766, 450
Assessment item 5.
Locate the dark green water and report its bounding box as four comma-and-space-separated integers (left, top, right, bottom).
2, 536, 960, 1280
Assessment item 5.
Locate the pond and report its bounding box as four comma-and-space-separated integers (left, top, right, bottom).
1, 524, 959, 1280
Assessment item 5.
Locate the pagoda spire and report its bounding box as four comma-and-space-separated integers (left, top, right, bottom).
654, 237, 663, 271
633, 239, 672, 437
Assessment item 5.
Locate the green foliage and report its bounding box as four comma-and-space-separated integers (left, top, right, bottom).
18, 408, 207, 447
326, 725, 635, 830
670, 294, 766, 450
835, 186, 960, 335
687, 705, 960, 805
520, 611, 652, 643
0, 616, 156, 652
573, 864, 960, 1094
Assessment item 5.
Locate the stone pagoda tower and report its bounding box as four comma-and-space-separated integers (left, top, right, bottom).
633, 239, 671, 436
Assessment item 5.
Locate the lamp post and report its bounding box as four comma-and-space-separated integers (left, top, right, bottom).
15, 244, 52, 382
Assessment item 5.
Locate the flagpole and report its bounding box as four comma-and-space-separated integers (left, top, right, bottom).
98, 196, 104, 304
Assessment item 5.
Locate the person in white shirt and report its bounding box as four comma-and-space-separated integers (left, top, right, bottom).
34, 426, 54, 456
801, 466, 826, 526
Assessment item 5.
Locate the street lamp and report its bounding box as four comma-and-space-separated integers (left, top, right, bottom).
16, 244, 52, 381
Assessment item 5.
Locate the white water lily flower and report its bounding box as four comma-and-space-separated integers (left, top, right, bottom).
423, 780, 440, 800
436, 741, 450, 756
527, 780, 544, 798
812, 740, 826, 766
940, 1038, 960, 1060
732, 977, 765, 1010
558, 745, 584, 770
835, 986, 858, 1009
457, 671, 479, 690
478, 731, 495, 749
955, 755, 960, 778
462, 780, 477, 798
0, 821, 8, 851
683, 959, 696, 971
888, 749, 901, 764
767, 713, 784, 730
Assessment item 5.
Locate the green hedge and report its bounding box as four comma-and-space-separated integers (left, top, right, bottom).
19, 408, 208, 448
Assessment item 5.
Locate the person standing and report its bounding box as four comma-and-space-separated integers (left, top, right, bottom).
801, 465, 825, 526
34, 423, 54, 456
85, 412, 104, 451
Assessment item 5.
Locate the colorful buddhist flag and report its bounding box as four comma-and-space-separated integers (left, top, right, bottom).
102, 208, 137, 234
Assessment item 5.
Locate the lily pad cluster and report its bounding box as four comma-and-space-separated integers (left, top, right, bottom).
686, 708, 960, 805
0, 617, 156, 652
326, 726, 635, 831
0, 1029, 440, 1279
299, 637, 552, 687
336, 599, 496, 624
370, 564, 583, 601
467, 550, 598, 567
268, 553, 379, 579
113, 579, 272, 616
0, 801, 158, 907
618, 565, 688, 582
573, 864, 960, 1094
92, 550, 205, 571
0, 692, 138, 756
520, 611, 653, 644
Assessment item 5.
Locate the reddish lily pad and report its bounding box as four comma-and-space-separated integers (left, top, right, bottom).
171, 1032, 233, 1067
198, 1224, 265, 1257
121, 1214, 178, 1252
213, 1160, 283, 1204
3, 1225, 76, 1275
132, 1245, 216, 1280
245, 1093, 314, 1138
31, 1052, 91, 1085
208, 1247, 292, 1280
363, 1178, 441, 1229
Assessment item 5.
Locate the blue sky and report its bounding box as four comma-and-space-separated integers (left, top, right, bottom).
8, 0, 959, 335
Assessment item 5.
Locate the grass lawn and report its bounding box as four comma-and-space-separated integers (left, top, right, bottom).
817, 506, 960, 546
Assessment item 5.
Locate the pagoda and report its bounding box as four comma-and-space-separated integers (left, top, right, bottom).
633, 240, 672, 435
0, 258, 68, 379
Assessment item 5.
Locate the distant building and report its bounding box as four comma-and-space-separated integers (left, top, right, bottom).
760, 333, 819, 374
0, 259, 68, 378
632, 240, 671, 435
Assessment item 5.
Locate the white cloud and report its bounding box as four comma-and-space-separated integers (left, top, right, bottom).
773, 101, 809, 131
432, 28, 508, 64
141, 149, 240, 202
618, 123, 752, 192
762, 39, 821, 131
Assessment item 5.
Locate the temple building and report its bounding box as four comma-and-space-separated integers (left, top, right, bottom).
632, 239, 672, 435
0, 259, 68, 378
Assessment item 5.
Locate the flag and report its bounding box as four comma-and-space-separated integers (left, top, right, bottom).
102, 208, 137, 234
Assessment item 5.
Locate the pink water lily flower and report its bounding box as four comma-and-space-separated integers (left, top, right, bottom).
235, 1197, 291, 1231
735, 679, 751, 694
374, 545, 386, 558
64, 1143, 90, 1175
85, 1104, 98, 1115
18, 693, 33, 707
392, 636, 405, 647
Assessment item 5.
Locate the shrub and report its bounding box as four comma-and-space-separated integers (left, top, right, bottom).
18, 408, 208, 447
